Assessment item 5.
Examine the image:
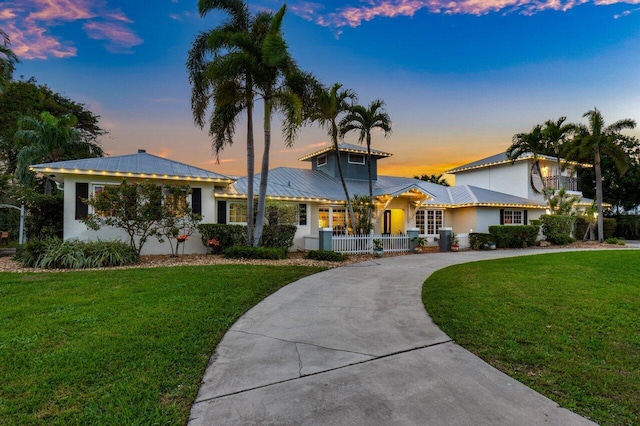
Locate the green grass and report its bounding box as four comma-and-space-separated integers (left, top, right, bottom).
422, 251, 639, 426
0, 264, 325, 425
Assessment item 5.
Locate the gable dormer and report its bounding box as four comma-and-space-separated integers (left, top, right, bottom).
298, 143, 392, 181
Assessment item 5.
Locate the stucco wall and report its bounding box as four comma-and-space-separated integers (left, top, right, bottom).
456, 162, 530, 199
62, 175, 218, 255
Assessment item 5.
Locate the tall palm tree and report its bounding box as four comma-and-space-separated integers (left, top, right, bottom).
506, 124, 552, 202
567, 108, 636, 242
341, 99, 392, 230
0, 29, 19, 93
542, 116, 574, 189
252, 5, 310, 246
308, 83, 358, 232
15, 112, 102, 193
187, 0, 257, 245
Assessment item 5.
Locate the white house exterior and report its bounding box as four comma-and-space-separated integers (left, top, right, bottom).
31, 145, 559, 254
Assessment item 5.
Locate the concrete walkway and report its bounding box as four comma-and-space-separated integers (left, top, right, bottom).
189, 249, 599, 425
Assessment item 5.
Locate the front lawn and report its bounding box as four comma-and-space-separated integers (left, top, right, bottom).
0, 264, 325, 425
423, 251, 639, 426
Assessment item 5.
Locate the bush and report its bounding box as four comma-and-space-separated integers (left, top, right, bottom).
574, 217, 617, 241
488, 225, 539, 248
305, 250, 346, 262
541, 215, 575, 245
261, 224, 297, 249
615, 215, 640, 240
223, 245, 287, 260
469, 233, 492, 250
14, 238, 138, 269
198, 224, 246, 253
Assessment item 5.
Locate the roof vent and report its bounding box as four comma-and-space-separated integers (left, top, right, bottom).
138, 149, 146, 153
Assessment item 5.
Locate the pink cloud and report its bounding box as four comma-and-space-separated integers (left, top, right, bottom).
0, 0, 142, 60
83, 21, 143, 53
299, 0, 640, 28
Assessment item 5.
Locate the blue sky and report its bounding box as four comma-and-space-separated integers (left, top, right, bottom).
3, 0, 640, 180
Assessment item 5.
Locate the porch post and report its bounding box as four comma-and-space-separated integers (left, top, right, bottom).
407, 227, 419, 252
319, 228, 333, 251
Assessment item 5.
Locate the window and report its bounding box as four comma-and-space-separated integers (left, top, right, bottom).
416, 209, 443, 235
317, 154, 327, 167
163, 187, 188, 217
348, 153, 365, 165
298, 203, 307, 226
228, 201, 248, 223
91, 184, 117, 217
318, 207, 346, 234
503, 209, 523, 225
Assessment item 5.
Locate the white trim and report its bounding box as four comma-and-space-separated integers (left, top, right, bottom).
348, 153, 365, 165
317, 154, 327, 167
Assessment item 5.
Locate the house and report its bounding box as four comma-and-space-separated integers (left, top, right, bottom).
31, 144, 554, 254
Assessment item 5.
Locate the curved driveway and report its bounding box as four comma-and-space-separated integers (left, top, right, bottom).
189, 249, 599, 425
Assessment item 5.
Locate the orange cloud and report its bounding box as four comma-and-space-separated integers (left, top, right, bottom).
300, 0, 639, 28
0, 0, 142, 59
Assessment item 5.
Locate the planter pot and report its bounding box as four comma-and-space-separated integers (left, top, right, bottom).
373, 249, 383, 257
414, 246, 423, 253
450, 245, 459, 252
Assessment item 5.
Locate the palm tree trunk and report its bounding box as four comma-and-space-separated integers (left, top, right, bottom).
254, 97, 272, 246
332, 124, 356, 233
366, 134, 373, 232
594, 144, 604, 242
245, 91, 255, 246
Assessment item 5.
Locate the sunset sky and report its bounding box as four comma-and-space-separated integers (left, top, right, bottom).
3, 0, 640, 181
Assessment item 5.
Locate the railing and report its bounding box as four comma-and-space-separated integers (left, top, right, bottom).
543, 176, 580, 191
332, 233, 410, 254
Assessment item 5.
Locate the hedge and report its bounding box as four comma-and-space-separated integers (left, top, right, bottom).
540, 215, 575, 245
488, 225, 539, 248
261, 224, 297, 249
198, 224, 246, 253
574, 217, 617, 240
469, 233, 492, 250
223, 245, 287, 260
615, 215, 640, 240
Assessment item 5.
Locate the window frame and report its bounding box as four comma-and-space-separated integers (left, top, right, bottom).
228, 201, 248, 224
90, 183, 118, 217
348, 153, 365, 165
317, 154, 327, 167
416, 209, 444, 236
503, 209, 523, 225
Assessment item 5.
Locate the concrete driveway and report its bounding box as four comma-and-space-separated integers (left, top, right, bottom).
189, 249, 599, 425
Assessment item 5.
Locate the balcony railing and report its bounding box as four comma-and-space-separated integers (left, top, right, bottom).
543, 176, 580, 191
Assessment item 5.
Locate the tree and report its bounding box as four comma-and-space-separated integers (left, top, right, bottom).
0, 29, 19, 93
506, 124, 551, 202
415, 173, 450, 186
14, 112, 103, 193
567, 108, 636, 242
187, 0, 256, 246
0, 78, 106, 174
308, 83, 358, 232
542, 116, 574, 185
156, 185, 202, 256
82, 181, 164, 255
341, 99, 392, 231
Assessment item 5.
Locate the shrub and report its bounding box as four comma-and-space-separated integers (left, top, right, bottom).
223, 245, 287, 260
575, 217, 617, 241
605, 237, 619, 245
469, 233, 492, 250
14, 238, 138, 269
261, 224, 297, 249
198, 224, 246, 253
541, 215, 575, 245
488, 225, 539, 248
305, 250, 346, 262
615, 215, 640, 240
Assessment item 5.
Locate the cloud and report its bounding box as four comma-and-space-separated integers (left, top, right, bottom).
294, 0, 640, 28
0, 0, 142, 59
83, 21, 143, 53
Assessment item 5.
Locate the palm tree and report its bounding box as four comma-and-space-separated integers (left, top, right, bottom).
506, 124, 552, 202
341, 99, 392, 230
415, 173, 450, 186
542, 116, 574, 189
567, 108, 636, 242
0, 29, 19, 93
308, 83, 358, 232
187, 0, 256, 245
15, 112, 102, 193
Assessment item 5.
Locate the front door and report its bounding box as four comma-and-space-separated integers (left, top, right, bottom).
383, 210, 392, 234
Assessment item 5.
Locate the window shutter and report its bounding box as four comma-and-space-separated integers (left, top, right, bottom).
217, 201, 227, 224
75, 183, 89, 220
499, 209, 505, 225
192, 188, 202, 215
523, 210, 528, 225
298, 203, 307, 226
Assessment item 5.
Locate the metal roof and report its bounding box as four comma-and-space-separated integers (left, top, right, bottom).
446, 152, 588, 174
30, 151, 234, 183
223, 167, 545, 208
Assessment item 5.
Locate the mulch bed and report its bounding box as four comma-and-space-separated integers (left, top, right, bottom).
0, 241, 627, 273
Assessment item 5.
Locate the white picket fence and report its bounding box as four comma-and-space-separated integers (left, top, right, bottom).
332, 233, 410, 254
